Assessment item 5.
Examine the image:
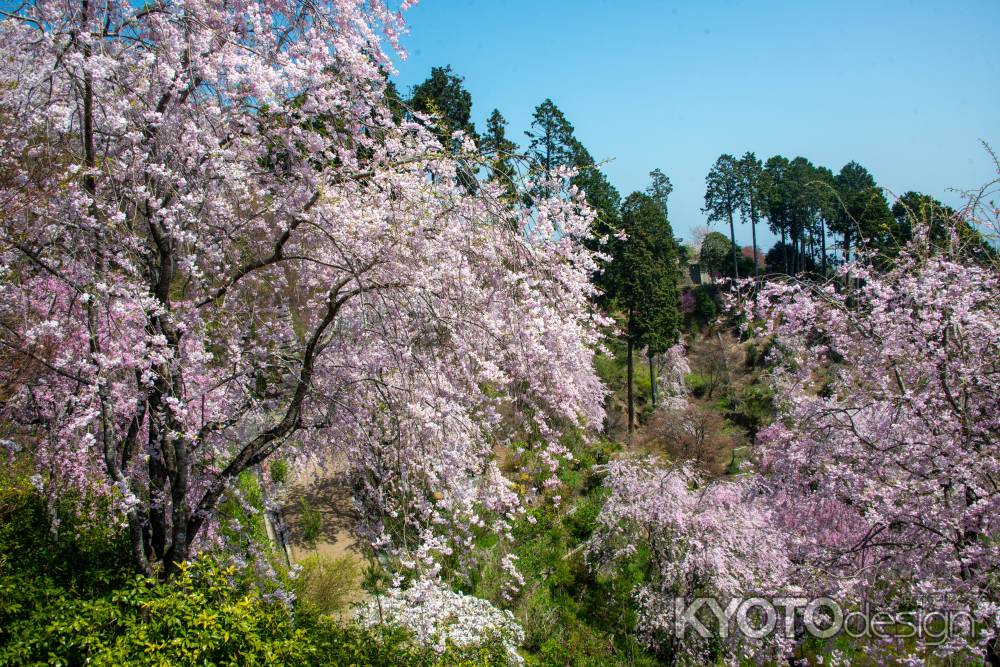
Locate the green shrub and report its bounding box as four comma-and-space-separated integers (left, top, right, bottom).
217, 470, 271, 556
724, 381, 775, 436
685, 372, 712, 398
270, 459, 290, 486
692, 285, 718, 325
299, 498, 323, 547
0, 471, 509, 666
293, 553, 361, 615
2, 554, 507, 666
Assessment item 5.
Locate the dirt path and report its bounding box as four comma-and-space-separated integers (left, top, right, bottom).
278, 458, 368, 607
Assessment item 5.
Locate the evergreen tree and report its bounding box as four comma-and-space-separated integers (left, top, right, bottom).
763, 155, 792, 274
891, 191, 996, 264
830, 161, 894, 264
525, 99, 621, 293
482, 109, 518, 203
703, 154, 742, 280
785, 157, 822, 275
408, 66, 481, 192
807, 165, 845, 275
646, 168, 673, 218
700, 231, 754, 279
569, 138, 621, 237
737, 152, 765, 277
525, 99, 577, 176
408, 65, 477, 144
605, 192, 681, 432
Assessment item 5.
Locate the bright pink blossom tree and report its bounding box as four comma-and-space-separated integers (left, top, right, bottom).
0, 0, 605, 576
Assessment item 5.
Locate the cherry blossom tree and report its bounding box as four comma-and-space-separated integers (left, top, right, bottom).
0, 0, 606, 577
744, 214, 1000, 661
587, 460, 790, 664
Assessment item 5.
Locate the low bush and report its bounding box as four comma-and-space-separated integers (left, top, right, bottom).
293, 552, 362, 616
0, 469, 509, 666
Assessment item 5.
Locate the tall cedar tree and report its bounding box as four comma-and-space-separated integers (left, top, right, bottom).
644, 168, 676, 406
830, 161, 895, 265
525, 99, 576, 176
409, 66, 478, 190
481, 109, 518, 204
737, 152, 765, 276
605, 192, 680, 432
786, 157, 821, 275
526, 99, 621, 300
525, 99, 620, 227
763, 155, 791, 273
703, 154, 742, 280
761, 155, 825, 275
646, 168, 673, 219
408, 65, 477, 143
811, 165, 838, 274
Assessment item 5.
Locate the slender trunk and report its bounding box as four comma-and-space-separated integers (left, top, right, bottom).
648, 350, 656, 410
727, 209, 739, 280
790, 227, 798, 275
750, 209, 759, 278
808, 226, 815, 271
820, 218, 827, 275
843, 228, 853, 291
781, 226, 788, 274
626, 316, 635, 436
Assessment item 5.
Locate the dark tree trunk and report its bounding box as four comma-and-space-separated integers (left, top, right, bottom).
781, 226, 788, 274
988, 627, 1000, 666
728, 210, 739, 280
790, 227, 798, 275
820, 218, 827, 274
809, 227, 816, 266
750, 209, 759, 278
627, 315, 635, 436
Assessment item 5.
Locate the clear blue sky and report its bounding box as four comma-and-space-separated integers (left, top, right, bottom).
390, 0, 1000, 248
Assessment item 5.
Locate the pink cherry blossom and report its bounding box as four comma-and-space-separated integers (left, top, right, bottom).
0, 0, 606, 578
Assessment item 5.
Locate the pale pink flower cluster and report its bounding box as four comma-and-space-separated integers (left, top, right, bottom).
587, 459, 790, 663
